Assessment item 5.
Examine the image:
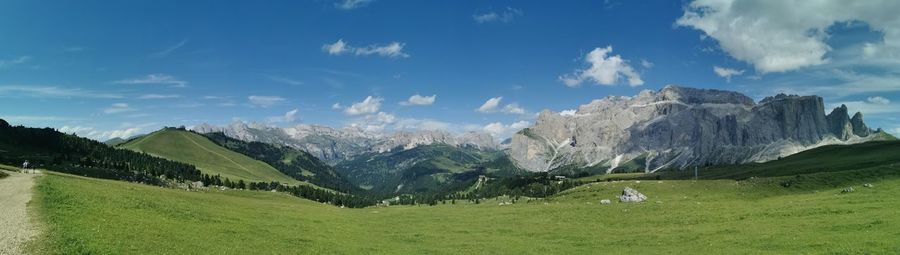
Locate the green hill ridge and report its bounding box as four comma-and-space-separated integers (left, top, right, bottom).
119, 128, 299, 185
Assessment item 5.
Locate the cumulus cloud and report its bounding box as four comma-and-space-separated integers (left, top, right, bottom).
400, 94, 436, 106
323, 39, 350, 55
347, 112, 397, 133
284, 108, 299, 122
332, 103, 344, 110
322, 39, 409, 58
59, 125, 143, 141
559, 46, 643, 87
473, 7, 523, 23
477, 97, 503, 113
268, 108, 300, 123
394, 118, 453, 132
483, 121, 530, 138
676, 0, 900, 73
335, 0, 372, 10
502, 103, 526, 115
867, 96, 890, 105
114, 74, 187, 87
344, 96, 383, 115
713, 66, 745, 82
248, 95, 285, 107
103, 103, 135, 114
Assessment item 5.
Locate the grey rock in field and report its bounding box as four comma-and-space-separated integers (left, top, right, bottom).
618, 187, 647, 203
863, 183, 873, 188
841, 187, 855, 193
508, 85, 885, 173
600, 199, 612, 205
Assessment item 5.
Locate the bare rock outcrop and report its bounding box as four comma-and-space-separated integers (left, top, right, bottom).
509, 86, 887, 172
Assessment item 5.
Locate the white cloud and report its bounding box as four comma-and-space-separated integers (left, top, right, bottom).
473, 7, 523, 23
641, 59, 654, 69
832, 100, 899, 115
268, 108, 300, 123
322, 39, 409, 58
323, 39, 350, 55
400, 94, 436, 106
477, 97, 503, 113
103, 103, 135, 114
284, 108, 299, 122
354, 42, 409, 58
332, 103, 344, 110
502, 103, 526, 115
713, 66, 745, 82
347, 112, 397, 133
138, 94, 181, 99
394, 118, 452, 132
483, 120, 531, 138
266, 75, 303, 86
335, 0, 372, 10
560, 109, 577, 116
559, 46, 643, 87
248, 95, 285, 107
867, 96, 890, 105
149, 39, 188, 58
0, 85, 122, 99
676, 0, 900, 73
59, 125, 143, 141
0, 56, 31, 68
344, 96, 383, 115
114, 74, 187, 87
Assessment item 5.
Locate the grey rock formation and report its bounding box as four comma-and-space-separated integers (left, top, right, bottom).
618, 187, 647, 203
850, 112, 872, 137
509, 85, 885, 173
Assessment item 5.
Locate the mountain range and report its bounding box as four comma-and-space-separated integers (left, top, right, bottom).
508, 85, 892, 173
192, 86, 893, 186
192, 122, 503, 165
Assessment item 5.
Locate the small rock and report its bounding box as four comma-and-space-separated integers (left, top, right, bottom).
841, 187, 855, 193
618, 187, 647, 203
863, 183, 874, 188
600, 199, 612, 205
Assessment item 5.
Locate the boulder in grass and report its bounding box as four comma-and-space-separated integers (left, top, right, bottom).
619, 187, 647, 203
841, 187, 855, 193
600, 199, 612, 205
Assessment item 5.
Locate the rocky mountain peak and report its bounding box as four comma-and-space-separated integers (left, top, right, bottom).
850, 112, 871, 137
509, 86, 885, 173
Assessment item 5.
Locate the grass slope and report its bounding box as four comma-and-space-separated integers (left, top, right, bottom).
335, 144, 499, 195
664, 141, 900, 180
32, 167, 900, 254
120, 128, 298, 185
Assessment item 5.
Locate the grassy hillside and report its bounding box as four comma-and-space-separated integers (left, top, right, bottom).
663, 141, 900, 180
31, 165, 900, 254
335, 144, 500, 195
119, 128, 299, 185
202, 132, 359, 193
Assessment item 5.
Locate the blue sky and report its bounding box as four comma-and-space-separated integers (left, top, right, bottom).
1, 0, 899, 140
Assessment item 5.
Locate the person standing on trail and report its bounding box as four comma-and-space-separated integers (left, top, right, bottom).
22, 160, 29, 174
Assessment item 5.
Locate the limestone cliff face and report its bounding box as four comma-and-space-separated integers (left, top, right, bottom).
509, 86, 883, 173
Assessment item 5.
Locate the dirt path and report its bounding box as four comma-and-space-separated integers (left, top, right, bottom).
0, 170, 40, 255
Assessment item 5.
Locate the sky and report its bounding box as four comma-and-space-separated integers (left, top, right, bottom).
2, 0, 900, 141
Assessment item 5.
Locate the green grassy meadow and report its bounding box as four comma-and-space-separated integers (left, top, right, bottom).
119, 129, 300, 185
30, 166, 900, 254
